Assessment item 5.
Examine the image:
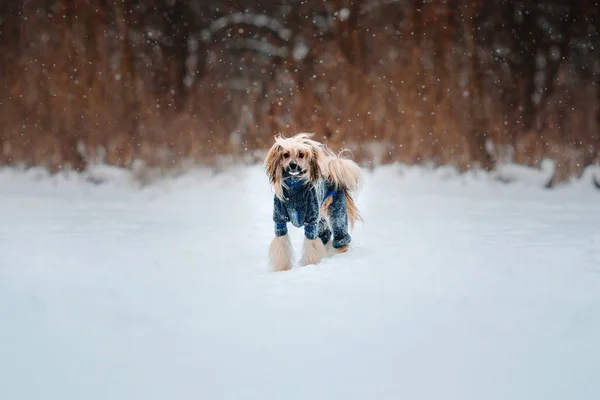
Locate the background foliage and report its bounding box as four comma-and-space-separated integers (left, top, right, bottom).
1, 0, 599, 185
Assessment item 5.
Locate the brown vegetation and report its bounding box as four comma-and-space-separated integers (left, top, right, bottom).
1, 0, 599, 186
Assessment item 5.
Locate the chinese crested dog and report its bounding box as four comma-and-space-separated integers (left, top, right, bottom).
264, 133, 363, 271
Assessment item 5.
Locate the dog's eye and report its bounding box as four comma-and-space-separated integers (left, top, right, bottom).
298, 152, 305, 159
283, 152, 290, 159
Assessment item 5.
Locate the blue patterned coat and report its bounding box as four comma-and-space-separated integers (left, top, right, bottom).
273, 176, 351, 248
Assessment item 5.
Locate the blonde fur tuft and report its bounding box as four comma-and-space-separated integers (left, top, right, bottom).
299, 238, 328, 266
264, 140, 285, 200
269, 234, 294, 272
345, 192, 362, 229
322, 149, 363, 228
325, 155, 363, 196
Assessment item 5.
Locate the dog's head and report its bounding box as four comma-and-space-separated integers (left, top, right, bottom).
265, 133, 324, 199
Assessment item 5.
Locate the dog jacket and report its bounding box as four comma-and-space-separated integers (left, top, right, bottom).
273, 176, 351, 248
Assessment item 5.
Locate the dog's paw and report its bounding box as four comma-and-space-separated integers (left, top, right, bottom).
325, 242, 349, 256
273, 261, 292, 272
336, 244, 349, 254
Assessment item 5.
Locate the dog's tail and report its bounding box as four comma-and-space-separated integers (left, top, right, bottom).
323, 149, 363, 228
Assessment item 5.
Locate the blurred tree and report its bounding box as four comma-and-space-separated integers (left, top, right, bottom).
0, 0, 599, 186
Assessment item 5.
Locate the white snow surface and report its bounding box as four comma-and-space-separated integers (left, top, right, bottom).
1, 164, 600, 400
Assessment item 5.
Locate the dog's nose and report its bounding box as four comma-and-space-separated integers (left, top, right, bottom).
289, 161, 298, 169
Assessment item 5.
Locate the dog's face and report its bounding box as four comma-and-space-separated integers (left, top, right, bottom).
265, 133, 323, 198
280, 146, 310, 177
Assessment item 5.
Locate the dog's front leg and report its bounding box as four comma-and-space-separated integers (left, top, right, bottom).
269, 234, 293, 272
299, 218, 326, 266
299, 237, 327, 266
299, 188, 327, 266
270, 197, 293, 271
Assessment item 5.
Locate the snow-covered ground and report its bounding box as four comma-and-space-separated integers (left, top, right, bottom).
1, 163, 600, 400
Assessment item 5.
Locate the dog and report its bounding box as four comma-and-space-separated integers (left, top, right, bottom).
264, 133, 363, 271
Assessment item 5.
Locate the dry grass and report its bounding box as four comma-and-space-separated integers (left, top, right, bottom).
0, 2, 598, 187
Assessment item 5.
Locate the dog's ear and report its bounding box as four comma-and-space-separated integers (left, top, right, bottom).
265, 142, 282, 184
307, 143, 323, 183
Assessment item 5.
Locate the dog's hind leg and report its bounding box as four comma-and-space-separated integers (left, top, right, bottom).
269, 234, 294, 272
328, 190, 352, 253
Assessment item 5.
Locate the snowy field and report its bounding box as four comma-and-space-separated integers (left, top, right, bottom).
1, 163, 600, 400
